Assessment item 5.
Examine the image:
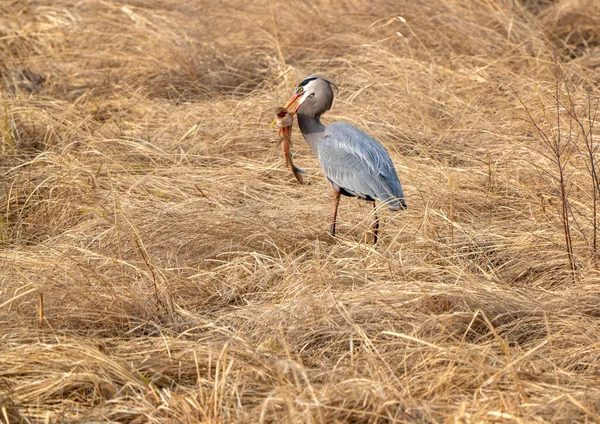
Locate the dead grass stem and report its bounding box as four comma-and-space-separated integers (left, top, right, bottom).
2, 0, 600, 422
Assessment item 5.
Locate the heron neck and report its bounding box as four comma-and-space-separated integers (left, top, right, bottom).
297, 113, 325, 153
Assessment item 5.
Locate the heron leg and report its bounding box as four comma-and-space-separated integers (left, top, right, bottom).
371, 201, 379, 244
330, 187, 341, 236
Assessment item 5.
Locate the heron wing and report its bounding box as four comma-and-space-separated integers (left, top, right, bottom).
317, 123, 406, 210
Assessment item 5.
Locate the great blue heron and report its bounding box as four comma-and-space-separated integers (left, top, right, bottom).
283, 77, 407, 243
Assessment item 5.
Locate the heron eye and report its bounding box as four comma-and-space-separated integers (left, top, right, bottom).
296, 86, 304, 93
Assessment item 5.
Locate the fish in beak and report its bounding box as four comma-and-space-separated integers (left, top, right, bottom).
273, 106, 293, 136
270, 89, 304, 129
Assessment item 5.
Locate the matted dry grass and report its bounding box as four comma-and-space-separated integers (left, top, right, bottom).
2, 0, 600, 422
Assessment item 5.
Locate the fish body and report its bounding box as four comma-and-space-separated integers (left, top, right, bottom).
274, 107, 304, 184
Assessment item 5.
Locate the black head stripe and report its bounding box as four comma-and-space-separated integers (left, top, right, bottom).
297, 76, 338, 97
298, 77, 318, 87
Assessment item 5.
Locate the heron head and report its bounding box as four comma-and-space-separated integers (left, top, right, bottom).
285, 77, 338, 118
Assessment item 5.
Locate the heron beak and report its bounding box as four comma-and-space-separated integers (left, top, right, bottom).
285, 92, 303, 115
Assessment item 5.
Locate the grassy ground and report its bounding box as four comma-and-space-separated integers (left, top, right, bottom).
2, 0, 600, 422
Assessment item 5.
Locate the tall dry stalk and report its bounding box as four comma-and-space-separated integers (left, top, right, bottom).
562, 86, 600, 257
520, 56, 600, 271
519, 57, 577, 273
553, 66, 576, 274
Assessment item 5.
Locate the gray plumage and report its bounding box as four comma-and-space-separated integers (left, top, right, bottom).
293, 77, 407, 211
318, 123, 406, 210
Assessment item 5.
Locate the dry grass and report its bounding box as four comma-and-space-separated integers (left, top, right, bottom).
2, 0, 600, 422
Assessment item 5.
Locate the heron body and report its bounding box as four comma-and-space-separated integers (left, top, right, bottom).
283, 77, 406, 242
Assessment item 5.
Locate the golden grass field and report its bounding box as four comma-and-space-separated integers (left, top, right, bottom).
2, 0, 600, 422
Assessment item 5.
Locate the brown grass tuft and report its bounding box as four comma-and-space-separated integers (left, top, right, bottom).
2, 0, 600, 422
